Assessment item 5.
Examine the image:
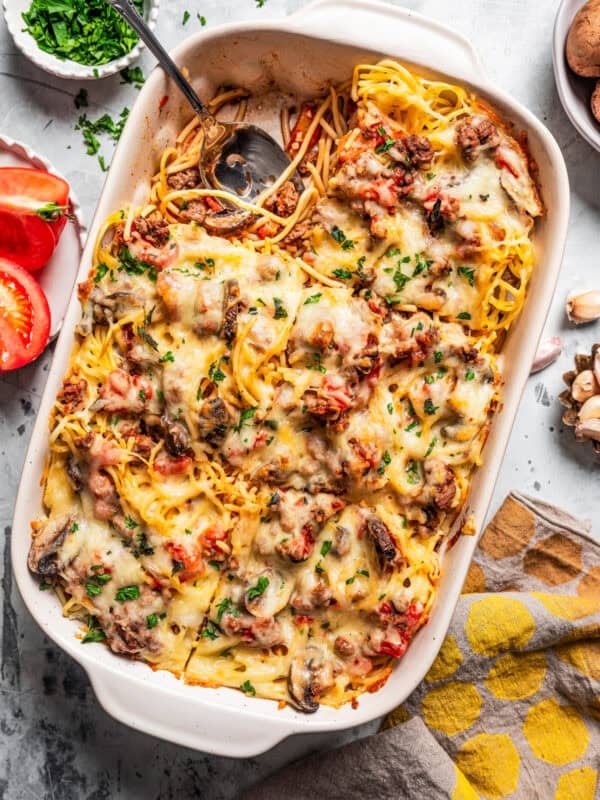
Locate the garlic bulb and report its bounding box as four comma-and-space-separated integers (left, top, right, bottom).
570, 370, 598, 402
566, 290, 600, 324
530, 335, 562, 373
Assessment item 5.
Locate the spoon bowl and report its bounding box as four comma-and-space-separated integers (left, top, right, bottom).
107, 0, 302, 203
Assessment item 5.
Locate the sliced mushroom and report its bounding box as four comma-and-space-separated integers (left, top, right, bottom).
222, 279, 242, 341
198, 397, 230, 447
28, 513, 76, 577
244, 568, 291, 618
288, 646, 335, 714
203, 209, 254, 236
66, 457, 85, 493
164, 418, 193, 456
331, 524, 350, 557
365, 515, 397, 563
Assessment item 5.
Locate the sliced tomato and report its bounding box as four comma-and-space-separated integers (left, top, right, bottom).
0, 209, 58, 272
0, 167, 71, 267
0, 167, 69, 211
0, 258, 51, 371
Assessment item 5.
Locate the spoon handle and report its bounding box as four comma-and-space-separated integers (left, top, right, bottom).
106, 0, 214, 123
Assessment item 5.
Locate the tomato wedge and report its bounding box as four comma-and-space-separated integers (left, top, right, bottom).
0, 208, 58, 272
0, 167, 71, 270
0, 258, 51, 371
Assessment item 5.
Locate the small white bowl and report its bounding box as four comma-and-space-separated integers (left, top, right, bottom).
3, 0, 160, 80
553, 0, 600, 152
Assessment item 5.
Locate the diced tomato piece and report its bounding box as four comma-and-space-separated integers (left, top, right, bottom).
0, 258, 50, 371
153, 454, 193, 475
0, 209, 57, 272
287, 103, 320, 157
204, 196, 222, 212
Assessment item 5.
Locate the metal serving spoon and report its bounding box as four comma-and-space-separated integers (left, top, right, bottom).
106, 0, 302, 202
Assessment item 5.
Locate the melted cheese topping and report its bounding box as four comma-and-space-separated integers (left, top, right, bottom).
31, 59, 540, 713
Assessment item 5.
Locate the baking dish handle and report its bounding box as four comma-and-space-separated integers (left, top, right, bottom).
286, 0, 489, 85
88, 667, 292, 756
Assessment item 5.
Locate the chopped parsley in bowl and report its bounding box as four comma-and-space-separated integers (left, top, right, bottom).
22, 0, 145, 66
3, 0, 160, 79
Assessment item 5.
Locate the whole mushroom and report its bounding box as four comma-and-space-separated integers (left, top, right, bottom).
566, 0, 600, 77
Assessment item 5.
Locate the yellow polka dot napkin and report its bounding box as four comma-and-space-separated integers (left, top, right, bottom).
241, 492, 600, 800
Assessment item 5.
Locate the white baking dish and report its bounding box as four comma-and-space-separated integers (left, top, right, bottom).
12, 0, 569, 757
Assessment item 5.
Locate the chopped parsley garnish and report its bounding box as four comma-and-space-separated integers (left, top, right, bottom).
377, 449, 391, 474
82, 615, 106, 644
304, 293, 322, 305
332, 268, 353, 280
119, 246, 157, 282
75, 108, 130, 163
434, 350, 443, 363
424, 375, 435, 385
247, 576, 269, 600
39, 581, 52, 591
393, 266, 411, 292
412, 253, 433, 277
133, 533, 154, 558
171, 560, 185, 575
315, 561, 324, 574
458, 266, 475, 287
425, 437, 438, 458
424, 398, 439, 415
406, 460, 420, 485
357, 569, 370, 577
387, 402, 394, 415
72, 522, 79, 532
200, 620, 220, 640
240, 679, 256, 696
115, 585, 140, 602
93, 263, 109, 284
198, 14, 207, 25
267, 493, 279, 507
375, 125, 396, 154
320, 540, 332, 557
182, 10, 191, 25
208, 360, 226, 383
135, 306, 159, 350
216, 597, 239, 622
138, 389, 146, 403
208, 560, 220, 570
22, 0, 144, 66
159, 351, 175, 364
405, 420, 419, 433
307, 352, 326, 373
465, 368, 476, 381
124, 516, 137, 530
234, 407, 255, 433
346, 576, 355, 585
273, 297, 288, 319
120, 66, 145, 88
329, 226, 355, 250
146, 614, 159, 629
457, 312, 472, 320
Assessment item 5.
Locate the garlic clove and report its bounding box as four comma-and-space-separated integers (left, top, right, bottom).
530, 335, 562, 373
566, 290, 600, 324
576, 419, 600, 442
571, 369, 599, 402
578, 394, 600, 421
